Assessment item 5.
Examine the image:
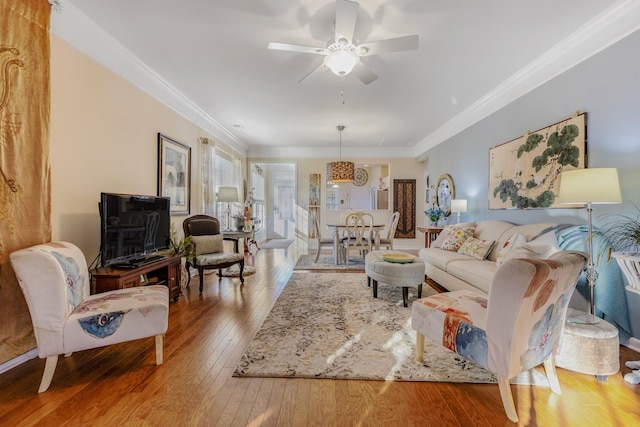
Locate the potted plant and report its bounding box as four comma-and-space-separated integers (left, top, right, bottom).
424, 206, 443, 226
167, 224, 194, 287
605, 202, 640, 254
232, 212, 246, 231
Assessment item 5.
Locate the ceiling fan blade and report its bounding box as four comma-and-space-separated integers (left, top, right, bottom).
352, 62, 377, 85
335, 0, 359, 43
298, 62, 326, 84
358, 35, 419, 56
268, 42, 327, 55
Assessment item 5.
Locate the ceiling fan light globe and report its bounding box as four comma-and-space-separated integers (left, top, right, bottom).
324, 49, 359, 76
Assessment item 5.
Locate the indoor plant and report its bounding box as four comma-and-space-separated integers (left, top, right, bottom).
232, 212, 246, 231
605, 202, 640, 253
424, 206, 443, 226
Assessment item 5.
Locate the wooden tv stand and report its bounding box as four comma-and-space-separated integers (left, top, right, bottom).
90, 255, 181, 301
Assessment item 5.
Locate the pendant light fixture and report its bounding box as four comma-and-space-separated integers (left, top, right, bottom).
329, 125, 354, 183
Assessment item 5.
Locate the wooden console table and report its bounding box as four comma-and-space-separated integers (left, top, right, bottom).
90, 255, 181, 301
416, 225, 444, 248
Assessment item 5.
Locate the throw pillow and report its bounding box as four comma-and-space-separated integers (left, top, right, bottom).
440, 224, 476, 252
500, 231, 561, 264
458, 237, 496, 260
191, 234, 223, 255
431, 222, 476, 248
496, 233, 527, 266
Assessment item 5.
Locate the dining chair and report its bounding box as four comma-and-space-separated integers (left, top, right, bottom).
411, 250, 588, 422
379, 211, 400, 250
342, 212, 373, 265
312, 210, 337, 262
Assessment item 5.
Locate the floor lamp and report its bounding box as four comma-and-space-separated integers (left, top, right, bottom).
558, 168, 622, 324
217, 187, 239, 231
451, 199, 467, 224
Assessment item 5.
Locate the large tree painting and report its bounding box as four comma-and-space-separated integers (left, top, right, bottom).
489, 113, 586, 209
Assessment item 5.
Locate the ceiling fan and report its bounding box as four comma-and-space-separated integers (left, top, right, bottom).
268, 0, 419, 85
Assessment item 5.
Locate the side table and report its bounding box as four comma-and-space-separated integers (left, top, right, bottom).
416, 225, 444, 248
222, 230, 253, 253
555, 308, 620, 380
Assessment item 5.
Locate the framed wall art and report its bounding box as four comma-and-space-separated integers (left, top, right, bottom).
158, 133, 191, 215
436, 174, 455, 217
489, 113, 586, 209
393, 179, 416, 238
309, 173, 321, 238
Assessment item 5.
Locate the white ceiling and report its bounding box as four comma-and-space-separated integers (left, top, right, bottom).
61, 0, 639, 158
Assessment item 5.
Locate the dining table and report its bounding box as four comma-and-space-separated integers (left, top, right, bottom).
325, 222, 386, 265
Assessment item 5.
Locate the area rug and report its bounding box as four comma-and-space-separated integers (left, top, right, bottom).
293, 254, 365, 271
233, 273, 548, 385
260, 239, 294, 249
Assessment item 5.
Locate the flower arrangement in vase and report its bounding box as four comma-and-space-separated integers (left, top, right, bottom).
424, 206, 444, 226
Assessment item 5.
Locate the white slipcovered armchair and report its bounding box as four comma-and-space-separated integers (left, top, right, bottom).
10, 242, 169, 392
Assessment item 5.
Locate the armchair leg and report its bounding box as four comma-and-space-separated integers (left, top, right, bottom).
155, 335, 164, 365
238, 260, 245, 284
38, 355, 58, 393
415, 332, 425, 362
198, 267, 205, 293
544, 357, 562, 395
497, 376, 519, 423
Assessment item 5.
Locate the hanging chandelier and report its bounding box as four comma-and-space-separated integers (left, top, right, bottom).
329, 125, 354, 183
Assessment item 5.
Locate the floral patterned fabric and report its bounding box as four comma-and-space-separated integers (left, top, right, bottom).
10, 242, 169, 358
458, 237, 495, 260
440, 225, 476, 252
412, 251, 588, 379
495, 233, 527, 265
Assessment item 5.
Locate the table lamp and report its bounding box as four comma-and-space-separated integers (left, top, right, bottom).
451, 199, 467, 224
558, 168, 622, 324
217, 187, 239, 231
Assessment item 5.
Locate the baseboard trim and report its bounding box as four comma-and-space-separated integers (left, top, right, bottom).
0, 349, 38, 375
625, 337, 640, 353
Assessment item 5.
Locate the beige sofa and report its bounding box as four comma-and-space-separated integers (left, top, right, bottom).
418, 220, 558, 294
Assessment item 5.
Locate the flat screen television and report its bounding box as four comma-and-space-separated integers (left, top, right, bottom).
99, 192, 171, 267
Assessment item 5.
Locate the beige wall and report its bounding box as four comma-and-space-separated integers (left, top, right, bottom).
50, 36, 201, 260
250, 157, 425, 250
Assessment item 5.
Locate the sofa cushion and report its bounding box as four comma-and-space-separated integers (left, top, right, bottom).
496, 233, 527, 266
446, 260, 497, 294
440, 224, 476, 252
458, 237, 495, 260
192, 234, 223, 255
419, 247, 474, 271
431, 221, 476, 248
500, 230, 560, 264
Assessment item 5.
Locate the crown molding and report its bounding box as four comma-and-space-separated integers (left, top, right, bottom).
413, 0, 640, 161
50, 2, 246, 154
247, 146, 414, 159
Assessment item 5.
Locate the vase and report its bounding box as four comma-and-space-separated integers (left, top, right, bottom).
429, 221, 438, 226
234, 217, 246, 231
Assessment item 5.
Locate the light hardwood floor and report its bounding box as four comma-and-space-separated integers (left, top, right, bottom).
1, 245, 639, 426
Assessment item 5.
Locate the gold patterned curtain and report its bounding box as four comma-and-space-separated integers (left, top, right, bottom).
0, 0, 51, 364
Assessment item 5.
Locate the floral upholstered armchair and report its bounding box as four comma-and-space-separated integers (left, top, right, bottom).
10, 242, 169, 392
411, 250, 588, 423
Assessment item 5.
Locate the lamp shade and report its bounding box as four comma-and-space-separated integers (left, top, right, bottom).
558, 168, 622, 204
329, 161, 355, 183
451, 199, 467, 213
217, 186, 239, 203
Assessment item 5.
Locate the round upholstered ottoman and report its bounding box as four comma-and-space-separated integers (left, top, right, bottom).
555, 308, 620, 380
364, 250, 425, 307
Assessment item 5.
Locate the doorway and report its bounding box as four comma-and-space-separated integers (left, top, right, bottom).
249, 162, 297, 242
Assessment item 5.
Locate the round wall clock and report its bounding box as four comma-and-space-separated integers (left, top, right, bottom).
353, 168, 368, 186
436, 173, 455, 217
